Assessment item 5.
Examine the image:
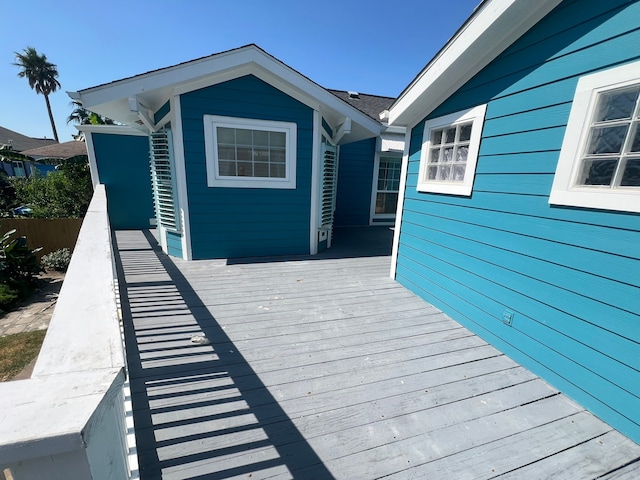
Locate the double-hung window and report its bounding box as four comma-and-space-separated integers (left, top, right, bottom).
204, 115, 297, 189
550, 61, 640, 213
417, 104, 486, 196
373, 155, 401, 218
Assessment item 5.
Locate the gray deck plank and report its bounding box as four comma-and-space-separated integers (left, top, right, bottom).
114, 229, 640, 480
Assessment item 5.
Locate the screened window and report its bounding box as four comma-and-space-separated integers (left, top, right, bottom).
550, 61, 640, 213
204, 116, 297, 189
418, 104, 486, 196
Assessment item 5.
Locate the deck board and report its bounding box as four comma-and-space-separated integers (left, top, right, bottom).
114, 228, 640, 479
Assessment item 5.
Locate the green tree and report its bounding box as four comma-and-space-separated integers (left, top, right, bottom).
11, 161, 92, 218
67, 100, 115, 126
13, 47, 61, 142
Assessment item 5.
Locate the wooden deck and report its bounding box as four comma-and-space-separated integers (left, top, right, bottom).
114, 228, 640, 480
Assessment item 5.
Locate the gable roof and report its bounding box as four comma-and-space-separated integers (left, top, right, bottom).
388, 0, 563, 128
70, 44, 382, 145
0, 126, 58, 152
21, 140, 87, 159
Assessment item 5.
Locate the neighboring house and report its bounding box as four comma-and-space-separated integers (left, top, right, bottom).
71, 45, 403, 259
388, 0, 640, 444
21, 140, 88, 161
0, 126, 58, 178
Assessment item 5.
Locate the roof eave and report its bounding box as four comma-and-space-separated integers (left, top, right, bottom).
71, 45, 381, 141
388, 0, 563, 128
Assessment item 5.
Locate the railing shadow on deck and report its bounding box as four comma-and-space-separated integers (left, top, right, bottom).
226, 225, 394, 265
114, 230, 336, 479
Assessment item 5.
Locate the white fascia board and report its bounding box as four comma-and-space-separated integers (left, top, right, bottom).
389, 0, 562, 128
76, 125, 148, 136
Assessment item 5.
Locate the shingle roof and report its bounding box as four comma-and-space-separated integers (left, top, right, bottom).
0, 126, 58, 152
328, 90, 395, 121
21, 140, 87, 159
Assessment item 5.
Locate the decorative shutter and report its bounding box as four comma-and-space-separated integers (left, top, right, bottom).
321, 143, 338, 227
149, 130, 179, 231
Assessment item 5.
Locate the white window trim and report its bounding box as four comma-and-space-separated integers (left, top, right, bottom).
417, 104, 486, 196
204, 115, 297, 189
550, 61, 640, 213
370, 152, 402, 224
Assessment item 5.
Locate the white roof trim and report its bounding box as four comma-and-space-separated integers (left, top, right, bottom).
76, 125, 148, 136
73, 45, 381, 141
388, 0, 563, 128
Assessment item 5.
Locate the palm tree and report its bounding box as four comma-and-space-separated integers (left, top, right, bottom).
13, 47, 61, 142
67, 100, 115, 126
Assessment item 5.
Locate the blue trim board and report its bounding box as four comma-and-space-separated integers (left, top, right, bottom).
395, 0, 640, 442
91, 133, 155, 230
180, 75, 314, 259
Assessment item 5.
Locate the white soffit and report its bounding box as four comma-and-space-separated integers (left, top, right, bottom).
388, 0, 563, 128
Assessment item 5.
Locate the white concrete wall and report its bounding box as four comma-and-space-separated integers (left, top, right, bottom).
0, 185, 130, 480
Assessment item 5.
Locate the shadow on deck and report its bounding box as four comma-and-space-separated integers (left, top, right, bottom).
116, 231, 339, 479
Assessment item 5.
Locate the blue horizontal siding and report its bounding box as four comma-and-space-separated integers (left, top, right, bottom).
334, 138, 376, 227
396, 0, 640, 442
166, 231, 182, 258
180, 74, 313, 259
91, 133, 154, 230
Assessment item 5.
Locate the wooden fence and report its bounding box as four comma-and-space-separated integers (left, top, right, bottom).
0, 218, 83, 257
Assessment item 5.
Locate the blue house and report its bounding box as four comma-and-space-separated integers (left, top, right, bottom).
72, 45, 403, 260
388, 0, 640, 443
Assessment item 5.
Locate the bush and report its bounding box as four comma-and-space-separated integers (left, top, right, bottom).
0, 228, 42, 308
41, 248, 72, 272
0, 284, 19, 310
10, 160, 92, 218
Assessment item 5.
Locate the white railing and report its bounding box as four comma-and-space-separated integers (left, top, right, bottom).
0, 185, 131, 480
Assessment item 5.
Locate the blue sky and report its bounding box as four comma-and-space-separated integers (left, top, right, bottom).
1, 0, 480, 143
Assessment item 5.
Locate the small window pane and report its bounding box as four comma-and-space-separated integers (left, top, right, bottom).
438, 165, 452, 181
457, 145, 469, 163
253, 147, 269, 161
431, 129, 443, 145
578, 158, 618, 186
253, 130, 269, 146
270, 163, 286, 178
459, 123, 472, 142
443, 147, 453, 163
453, 165, 466, 181
428, 166, 438, 180
236, 129, 252, 145
270, 132, 286, 148
444, 127, 456, 143
217, 127, 235, 144
271, 148, 286, 163
595, 87, 640, 122
430, 148, 440, 163
621, 159, 640, 186
254, 162, 269, 177
236, 146, 252, 161
218, 161, 236, 176
218, 145, 235, 160
587, 125, 628, 154
630, 125, 640, 153
237, 162, 252, 176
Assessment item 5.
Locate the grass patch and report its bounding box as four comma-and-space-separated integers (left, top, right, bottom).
0, 330, 47, 381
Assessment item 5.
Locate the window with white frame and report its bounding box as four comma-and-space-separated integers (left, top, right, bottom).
550, 61, 640, 213
418, 104, 486, 196
204, 115, 297, 189
373, 155, 401, 217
